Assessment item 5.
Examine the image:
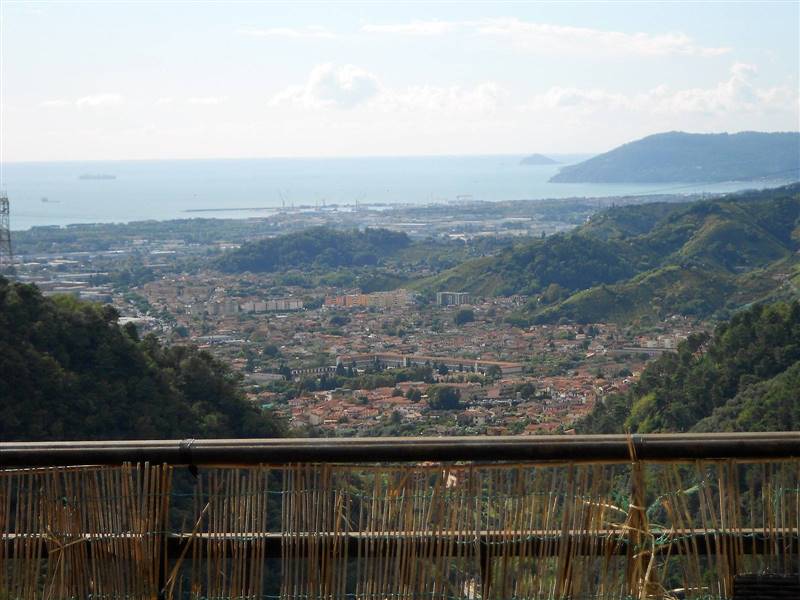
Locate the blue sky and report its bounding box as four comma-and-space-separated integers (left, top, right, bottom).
2, 1, 799, 161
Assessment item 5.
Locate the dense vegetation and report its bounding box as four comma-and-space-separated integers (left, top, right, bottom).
418, 184, 800, 324
217, 227, 411, 273
550, 131, 800, 183
414, 231, 645, 299
0, 277, 282, 441
579, 301, 800, 433
454, 308, 475, 326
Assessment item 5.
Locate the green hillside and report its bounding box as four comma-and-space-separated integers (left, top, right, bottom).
217, 227, 411, 273
534, 265, 737, 323
417, 184, 800, 324
579, 301, 800, 433
550, 131, 800, 183
693, 362, 800, 432
0, 277, 283, 441
579, 201, 689, 240
416, 234, 644, 298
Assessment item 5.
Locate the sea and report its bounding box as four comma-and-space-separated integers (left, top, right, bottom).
1, 155, 796, 231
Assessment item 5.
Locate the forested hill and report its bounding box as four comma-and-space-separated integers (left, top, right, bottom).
550, 131, 800, 183
579, 301, 800, 433
217, 227, 410, 273
0, 278, 282, 441
416, 184, 800, 324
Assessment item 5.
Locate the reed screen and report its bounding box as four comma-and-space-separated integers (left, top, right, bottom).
1, 458, 798, 599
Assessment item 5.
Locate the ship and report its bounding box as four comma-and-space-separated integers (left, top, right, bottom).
78, 174, 117, 180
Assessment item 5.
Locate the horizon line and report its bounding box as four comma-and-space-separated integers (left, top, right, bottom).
3, 130, 798, 166
0, 151, 596, 166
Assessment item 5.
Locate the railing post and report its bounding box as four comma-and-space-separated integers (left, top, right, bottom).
479, 539, 492, 595
626, 440, 657, 597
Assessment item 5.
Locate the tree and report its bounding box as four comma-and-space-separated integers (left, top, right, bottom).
513, 382, 536, 400
406, 388, 422, 402
579, 301, 800, 434
427, 386, 461, 410
0, 278, 283, 442
542, 283, 568, 304
454, 309, 475, 326
485, 365, 502, 380
329, 314, 350, 327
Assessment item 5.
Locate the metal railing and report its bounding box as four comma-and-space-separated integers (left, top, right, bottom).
3, 432, 800, 467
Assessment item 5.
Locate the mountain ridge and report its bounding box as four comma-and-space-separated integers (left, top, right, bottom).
414, 184, 800, 324
550, 131, 800, 183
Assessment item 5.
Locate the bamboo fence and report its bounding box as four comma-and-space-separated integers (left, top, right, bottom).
1, 458, 799, 599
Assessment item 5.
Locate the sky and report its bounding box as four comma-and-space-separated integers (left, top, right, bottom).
1, 0, 799, 162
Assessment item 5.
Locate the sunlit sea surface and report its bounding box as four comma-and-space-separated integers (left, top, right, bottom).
1, 155, 795, 231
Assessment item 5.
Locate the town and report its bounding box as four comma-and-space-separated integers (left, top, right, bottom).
11, 197, 705, 436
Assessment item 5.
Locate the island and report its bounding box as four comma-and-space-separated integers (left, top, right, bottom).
519, 153, 558, 166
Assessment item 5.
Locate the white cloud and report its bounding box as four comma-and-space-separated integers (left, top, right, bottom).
155, 97, 174, 105
360, 18, 729, 57
75, 93, 123, 107
188, 96, 227, 105
528, 87, 632, 112
361, 21, 457, 36
476, 18, 730, 57
271, 64, 380, 109
39, 99, 71, 108
39, 94, 123, 109
375, 82, 508, 114
237, 26, 336, 39
272, 61, 794, 123
272, 64, 508, 114
527, 63, 798, 115
662, 62, 763, 113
